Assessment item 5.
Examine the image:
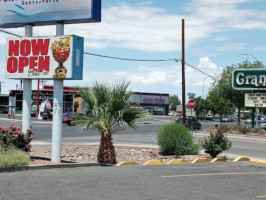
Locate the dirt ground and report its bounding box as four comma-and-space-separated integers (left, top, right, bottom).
29, 144, 210, 165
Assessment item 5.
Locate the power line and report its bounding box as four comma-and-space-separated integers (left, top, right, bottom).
84, 52, 177, 62
178, 59, 217, 79
0, 28, 216, 79
0, 29, 21, 37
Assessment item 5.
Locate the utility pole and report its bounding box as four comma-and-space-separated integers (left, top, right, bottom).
0, 82, 4, 94
182, 19, 186, 124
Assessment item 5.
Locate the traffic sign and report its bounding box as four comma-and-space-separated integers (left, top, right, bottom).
187, 99, 196, 109
187, 93, 196, 99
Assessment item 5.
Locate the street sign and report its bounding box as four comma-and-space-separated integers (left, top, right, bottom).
187, 99, 196, 109
232, 69, 266, 90
187, 93, 196, 99
245, 93, 266, 107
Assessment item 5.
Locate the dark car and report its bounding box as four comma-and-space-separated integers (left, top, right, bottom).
174, 117, 202, 130
31, 109, 37, 117
41, 109, 53, 120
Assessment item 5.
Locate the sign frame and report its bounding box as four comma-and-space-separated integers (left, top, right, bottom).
232, 69, 266, 90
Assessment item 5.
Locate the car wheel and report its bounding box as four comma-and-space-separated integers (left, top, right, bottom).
198, 125, 202, 130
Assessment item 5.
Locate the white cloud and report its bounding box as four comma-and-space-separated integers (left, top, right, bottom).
198, 57, 218, 70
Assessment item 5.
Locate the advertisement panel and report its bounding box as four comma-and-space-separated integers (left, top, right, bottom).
245, 93, 266, 107
5, 35, 84, 80
0, 0, 101, 28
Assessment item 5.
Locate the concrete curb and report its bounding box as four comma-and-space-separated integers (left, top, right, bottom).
233, 157, 250, 162
0, 162, 106, 173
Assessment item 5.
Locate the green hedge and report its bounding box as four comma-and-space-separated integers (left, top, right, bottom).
157, 123, 199, 156
0, 147, 30, 167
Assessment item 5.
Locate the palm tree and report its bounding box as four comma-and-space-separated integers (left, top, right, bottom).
75, 81, 143, 164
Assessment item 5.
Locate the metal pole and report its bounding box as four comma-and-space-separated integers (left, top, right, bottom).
36, 80, 40, 118
22, 25, 33, 133
182, 19, 186, 125
51, 23, 64, 163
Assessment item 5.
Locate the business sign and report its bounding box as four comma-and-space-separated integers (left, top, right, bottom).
0, 0, 101, 28
6, 35, 84, 80
232, 69, 266, 90
130, 94, 169, 105
245, 93, 266, 107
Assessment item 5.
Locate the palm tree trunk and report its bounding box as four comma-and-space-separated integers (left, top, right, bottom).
97, 131, 116, 164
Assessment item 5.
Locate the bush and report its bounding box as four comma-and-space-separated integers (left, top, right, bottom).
0, 125, 34, 152
0, 147, 30, 167
202, 126, 232, 158
157, 123, 199, 156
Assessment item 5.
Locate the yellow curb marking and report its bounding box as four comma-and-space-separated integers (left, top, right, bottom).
250, 159, 266, 165
191, 158, 209, 163
116, 161, 139, 166
162, 171, 266, 178
143, 160, 165, 165
167, 159, 188, 164
233, 157, 250, 162
211, 158, 226, 163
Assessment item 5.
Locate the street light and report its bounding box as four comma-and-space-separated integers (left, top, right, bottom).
239, 54, 258, 62
202, 77, 210, 99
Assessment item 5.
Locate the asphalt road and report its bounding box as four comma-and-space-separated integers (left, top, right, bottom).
0, 162, 266, 200
0, 114, 266, 159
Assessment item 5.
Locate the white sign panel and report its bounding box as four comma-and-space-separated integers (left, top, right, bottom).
0, 0, 101, 28
5, 35, 84, 80
245, 93, 266, 107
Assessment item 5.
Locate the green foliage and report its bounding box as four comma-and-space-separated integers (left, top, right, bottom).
157, 123, 199, 156
220, 125, 230, 132
242, 113, 251, 120
75, 81, 144, 164
0, 125, 34, 152
0, 146, 29, 167
202, 126, 232, 158
194, 97, 211, 119
169, 95, 181, 111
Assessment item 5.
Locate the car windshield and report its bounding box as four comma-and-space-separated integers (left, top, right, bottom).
63, 113, 71, 117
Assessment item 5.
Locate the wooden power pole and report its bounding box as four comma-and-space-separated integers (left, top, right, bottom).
182, 19, 186, 124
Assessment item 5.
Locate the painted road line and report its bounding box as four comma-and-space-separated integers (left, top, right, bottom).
162, 171, 266, 178
257, 195, 266, 198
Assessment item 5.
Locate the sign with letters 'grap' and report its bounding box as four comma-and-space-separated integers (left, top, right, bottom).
6, 35, 84, 80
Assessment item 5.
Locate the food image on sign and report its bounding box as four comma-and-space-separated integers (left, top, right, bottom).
51, 36, 71, 79
5, 35, 84, 80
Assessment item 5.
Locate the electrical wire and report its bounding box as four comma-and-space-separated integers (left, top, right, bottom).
84, 52, 177, 62
0, 29, 21, 37
0, 28, 217, 79
178, 59, 217, 79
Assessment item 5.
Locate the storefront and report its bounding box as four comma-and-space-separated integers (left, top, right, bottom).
130, 92, 169, 115
9, 89, 75, 114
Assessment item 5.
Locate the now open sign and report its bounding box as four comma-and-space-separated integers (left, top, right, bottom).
5, 35, 84, 80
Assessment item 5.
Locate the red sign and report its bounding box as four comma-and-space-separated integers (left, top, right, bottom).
188, 99, 196, 109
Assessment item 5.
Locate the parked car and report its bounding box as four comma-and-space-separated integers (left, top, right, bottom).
221, 116, 234, 122
260, 120, 266, 129
62, 113, 75, 126
31, 109, 37, 117
244, 116, 262, 124
174, 117, 202, 130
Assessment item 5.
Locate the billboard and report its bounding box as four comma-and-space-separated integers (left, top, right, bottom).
0, 0, 101, 28
245, 93, 266, 107
6, 35, 84, 80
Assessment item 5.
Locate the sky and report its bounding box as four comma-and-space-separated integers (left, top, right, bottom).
1, 0, 266, 100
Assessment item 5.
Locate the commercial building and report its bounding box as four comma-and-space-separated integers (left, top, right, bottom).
7, 87, 169, 115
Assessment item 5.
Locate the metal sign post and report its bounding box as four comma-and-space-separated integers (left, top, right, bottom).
22, 25, 32, 133
51, 23, 64, 163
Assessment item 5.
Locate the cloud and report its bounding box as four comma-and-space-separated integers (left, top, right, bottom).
216, 43, 246, 51
198, 57, 218, 70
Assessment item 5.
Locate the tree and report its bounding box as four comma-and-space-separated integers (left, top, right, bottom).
208, 60, 265, 125
169, 95, 181, 111
75, 81, 144, 164
194, 97, 211, 119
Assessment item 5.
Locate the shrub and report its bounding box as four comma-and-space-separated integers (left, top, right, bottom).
0, 147, 30, 167
0, 125, 34, 152
157, 123, 199, 156
220, 125, 230, 133
202, 126, 232, 158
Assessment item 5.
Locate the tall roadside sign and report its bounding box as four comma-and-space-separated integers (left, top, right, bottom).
3, 0, 101, 163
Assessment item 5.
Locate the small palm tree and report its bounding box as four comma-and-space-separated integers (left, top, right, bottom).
75, 81, 143, 164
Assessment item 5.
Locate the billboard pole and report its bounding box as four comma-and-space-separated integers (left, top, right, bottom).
51, 23, 64, 163
22, 25, 33, 133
